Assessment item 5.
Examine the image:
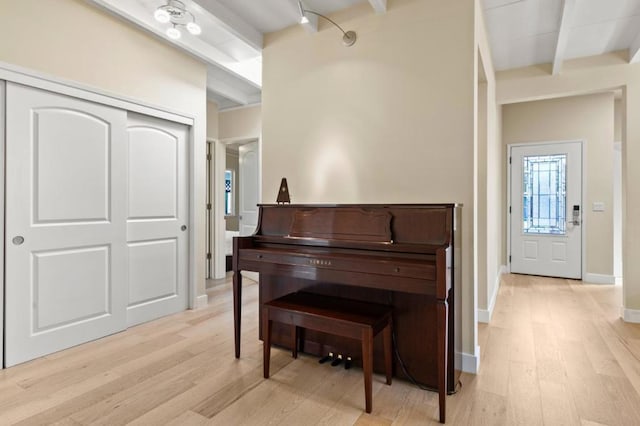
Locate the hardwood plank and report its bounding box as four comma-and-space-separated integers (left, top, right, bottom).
538, 380, 581, 426
475, 326, 511, 396
466, 389, 508, 426
164, 410, 209, 426
505, 361, 543, 425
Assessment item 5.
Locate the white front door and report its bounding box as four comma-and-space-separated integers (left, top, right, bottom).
4, 83, 128, 367
510, 141, 582, 279
126, 113, 189, 326
239, 141, 259, 236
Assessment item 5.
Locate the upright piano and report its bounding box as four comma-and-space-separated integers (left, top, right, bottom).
232, 204, 461, 423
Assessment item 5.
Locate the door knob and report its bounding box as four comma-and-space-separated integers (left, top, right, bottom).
181, 225, 187, 231
12, 236, 24, 245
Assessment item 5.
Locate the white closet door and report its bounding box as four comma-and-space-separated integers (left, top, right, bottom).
5, 83, 128, 367
126, 113, 189, 326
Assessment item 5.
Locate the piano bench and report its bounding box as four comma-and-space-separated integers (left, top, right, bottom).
262, 292, 393, 414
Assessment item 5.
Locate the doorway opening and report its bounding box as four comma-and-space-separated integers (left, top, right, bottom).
206, 138, 260, 280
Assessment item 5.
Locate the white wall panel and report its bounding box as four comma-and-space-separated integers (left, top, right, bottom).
33, 246, 110, 331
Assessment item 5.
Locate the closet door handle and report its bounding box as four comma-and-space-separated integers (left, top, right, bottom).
12, 236, 24, 245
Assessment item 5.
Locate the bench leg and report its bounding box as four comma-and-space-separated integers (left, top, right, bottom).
263, 307, 272, 379
292, 325, 299, 359
383, 320, 392, 386
362, 328, 374, 413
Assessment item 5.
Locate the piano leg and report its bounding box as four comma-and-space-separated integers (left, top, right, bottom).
233, 271, 243, 358
437, 300, 448, 423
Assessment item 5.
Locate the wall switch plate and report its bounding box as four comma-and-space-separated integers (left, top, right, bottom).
592, 202, 605, 212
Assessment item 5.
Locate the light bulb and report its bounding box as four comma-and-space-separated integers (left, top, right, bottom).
167, 26, 181, 39
186, 22, 201, 35
300, 15, 309, 24
154, 8, 171, 23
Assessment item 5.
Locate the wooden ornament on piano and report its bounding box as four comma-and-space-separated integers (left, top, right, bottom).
276, 178, 290, 204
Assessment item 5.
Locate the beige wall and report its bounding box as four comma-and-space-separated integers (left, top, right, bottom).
263, 0, 479, 357
497, 52, 640, 314
219, 105, 261, 141
0, 0, 208, 295
503, 93, 615, 277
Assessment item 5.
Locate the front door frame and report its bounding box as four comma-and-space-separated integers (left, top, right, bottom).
507, 140, 587, 279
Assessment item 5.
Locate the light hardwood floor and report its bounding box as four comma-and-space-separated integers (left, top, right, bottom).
1, 273, 639, 425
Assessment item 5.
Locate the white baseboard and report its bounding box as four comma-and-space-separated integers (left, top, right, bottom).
583, 273, 615, 284
622, 307, 640, 323
460, 346, 480, 374
615, 276, 623, 285
195, 294, 208, 309
478, 265, 506, 324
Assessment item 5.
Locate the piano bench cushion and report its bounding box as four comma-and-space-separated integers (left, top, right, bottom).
262, 292, 393, 414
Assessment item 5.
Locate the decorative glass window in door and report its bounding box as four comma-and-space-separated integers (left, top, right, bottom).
225, 170, 233, 216
522, 154, 566, 234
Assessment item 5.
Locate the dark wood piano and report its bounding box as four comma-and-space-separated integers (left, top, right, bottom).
232, 204, 462, 423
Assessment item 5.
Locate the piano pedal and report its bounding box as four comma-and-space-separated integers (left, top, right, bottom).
331, 354, 343, 367
344, 356, 352, 370
319, 352, 334, 364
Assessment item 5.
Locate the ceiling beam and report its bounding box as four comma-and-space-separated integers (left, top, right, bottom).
86, 0, 261, 87
552, 0, 576, 75
368, 0, 387, 14
299, 1, 318, 33
192, 0, 263, 51
206, 79, 250, 106
630, 31, 640, 63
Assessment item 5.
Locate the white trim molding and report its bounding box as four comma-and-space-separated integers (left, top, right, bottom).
583, 273, 616, 285
461, 346, 481, 374
478, 265, 506, 323
195, 294, 208, 309
622, 308, 640, 323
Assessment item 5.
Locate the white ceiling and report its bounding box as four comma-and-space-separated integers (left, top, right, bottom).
483, 0, 640, 72
88, 0, 640, 109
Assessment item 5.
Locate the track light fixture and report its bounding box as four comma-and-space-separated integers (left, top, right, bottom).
297, 1, 357, 47
154, 0, 201, 40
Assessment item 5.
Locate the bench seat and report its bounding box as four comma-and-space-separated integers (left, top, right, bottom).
262, 292, 393, 413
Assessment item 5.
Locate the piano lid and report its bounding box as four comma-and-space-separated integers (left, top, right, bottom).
255, 204, 455, 249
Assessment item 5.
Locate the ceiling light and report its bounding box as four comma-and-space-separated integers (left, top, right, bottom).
186, 22, 201, 35
154, 0, 201, 39
297, 1, 356, 47
167, 26, 181, 40
154, 9, 171, 23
